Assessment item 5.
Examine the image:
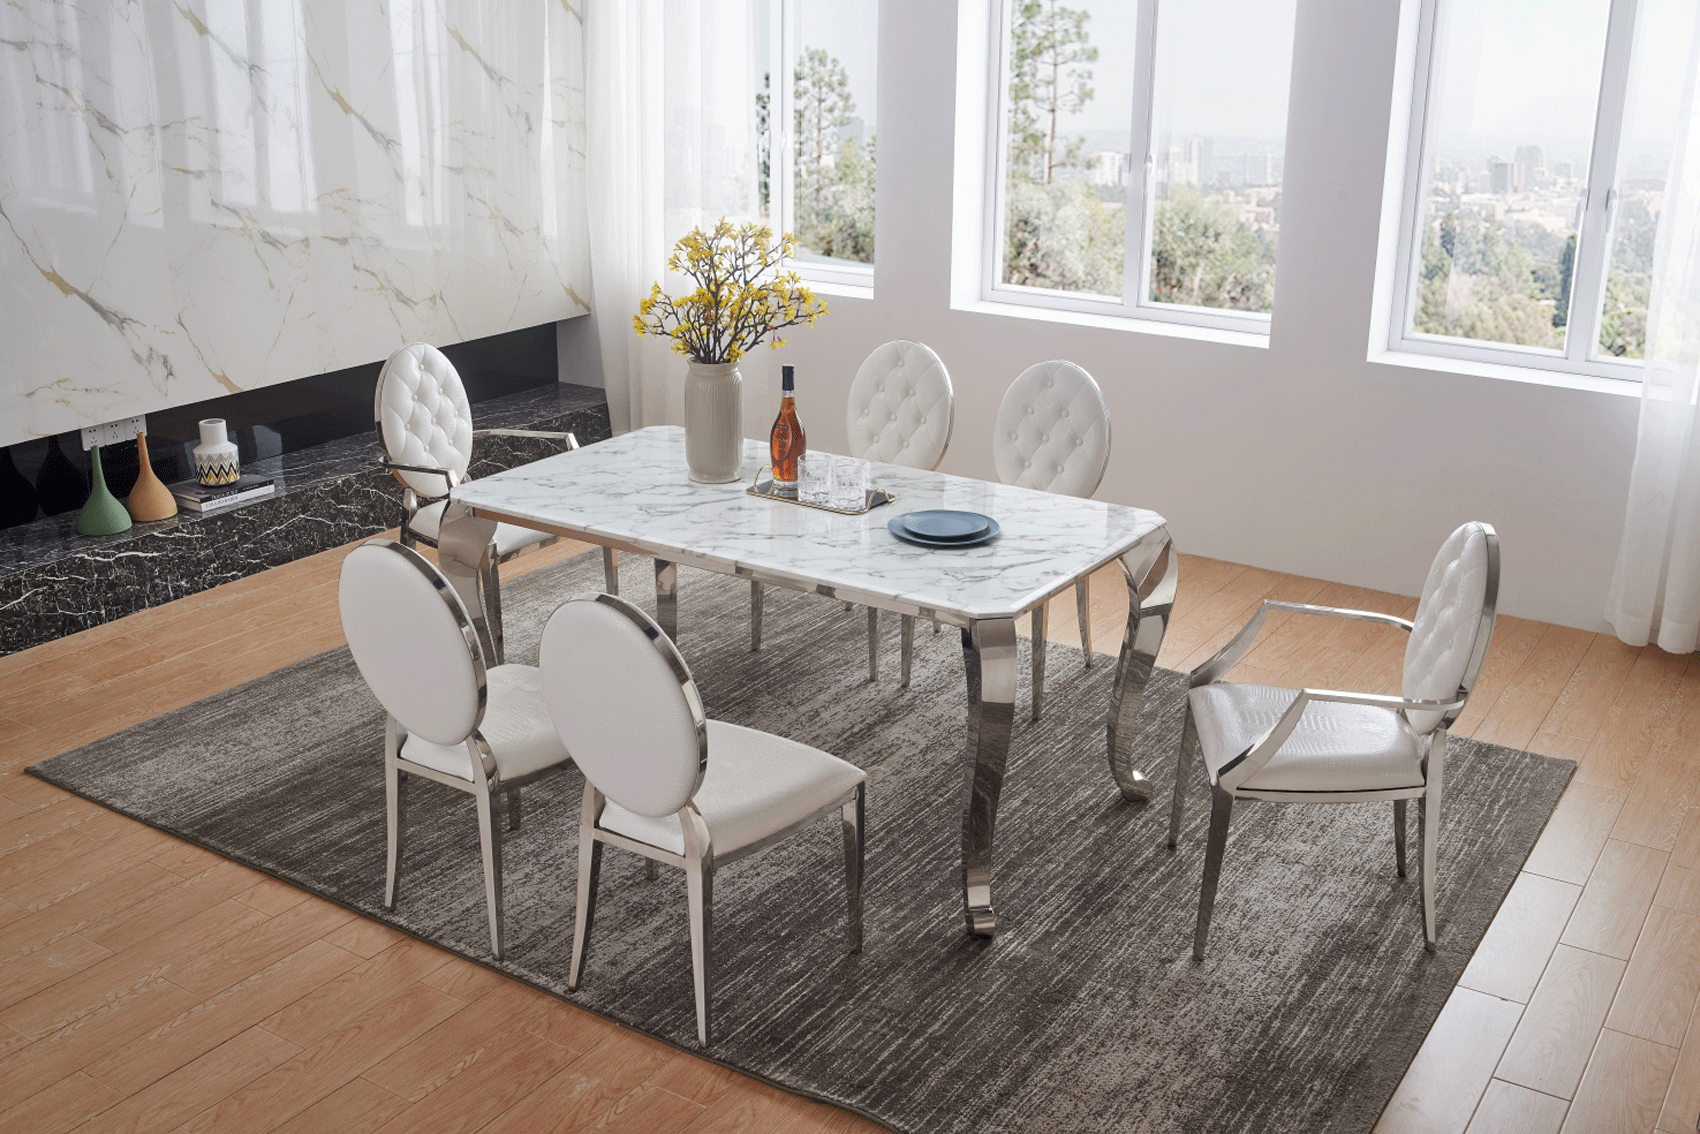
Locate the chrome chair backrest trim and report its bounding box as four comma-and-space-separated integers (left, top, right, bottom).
1446, 523, 1501, 729
562, 591, 709, 804
345, 537, 489, 738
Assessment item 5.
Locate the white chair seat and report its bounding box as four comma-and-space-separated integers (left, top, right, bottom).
401, 664, 568, 782
1188, 682, 1425, 793
600, 720, 865, 856
406, 498, 552, 559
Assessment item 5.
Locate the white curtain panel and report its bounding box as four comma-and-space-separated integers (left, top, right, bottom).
586, 0, 759, 433
1607, 13, 1700, 652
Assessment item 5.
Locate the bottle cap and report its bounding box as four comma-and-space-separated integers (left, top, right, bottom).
781, 365, 795, 392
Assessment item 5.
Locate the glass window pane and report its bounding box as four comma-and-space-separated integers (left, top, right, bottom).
791, 0, 877, 266
1145, 0, 1296, 315
1411, 0, 1611, 351
1598, 0, 1697, 359
998, 0, 1135, 298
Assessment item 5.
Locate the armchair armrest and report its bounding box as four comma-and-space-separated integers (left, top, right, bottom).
473, 429, 581, 450
378, 458, 458, 500
1218, 686, 1467, 789
1189, 600, 1415, 688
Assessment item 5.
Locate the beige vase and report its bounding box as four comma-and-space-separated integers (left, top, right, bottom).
683, 359, 744, 483
125, 433, 178, 521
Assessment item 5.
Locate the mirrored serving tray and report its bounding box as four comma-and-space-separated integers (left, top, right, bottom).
747, 469, 896, 516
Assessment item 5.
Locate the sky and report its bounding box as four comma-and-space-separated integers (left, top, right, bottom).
798, 0, 878, 128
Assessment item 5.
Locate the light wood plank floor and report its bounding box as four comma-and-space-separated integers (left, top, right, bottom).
1, 535, 1696, 1134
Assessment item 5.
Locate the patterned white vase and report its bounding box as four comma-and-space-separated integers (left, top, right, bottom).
683, 360, 744, 483
192, 418, 240, 485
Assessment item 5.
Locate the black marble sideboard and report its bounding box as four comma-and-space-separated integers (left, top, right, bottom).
0, 384, 611, 657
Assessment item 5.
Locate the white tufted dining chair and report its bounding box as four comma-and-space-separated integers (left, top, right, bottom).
338, 539, 572, 959
541, 592, 866, 1046
749, 340, 955, 684
992, 361, 1112, 720
1172, 522, 1499, 959
375, 343, 619, 660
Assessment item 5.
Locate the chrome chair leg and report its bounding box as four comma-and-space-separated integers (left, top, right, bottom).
481, 558, 505, 666
1420, 790, 1440, 952
1168, 703, 1199, 848
384, 763, 404, 909
474, 783, 504, 959
1193, 784, 1234, 961
505, 786, 521, 832
602, 547, 620, 595
686, 857, 715, 1045
843, 784, 865, 953
750, 580, 763, 652
1076, 577, 1093, 666
1394, 798, 1408, 878
867, 608, 879, 682
646, 858, 659, 882
900, 615, 914, 688
1031, 603, 1048, 722
568, 787, 604, 989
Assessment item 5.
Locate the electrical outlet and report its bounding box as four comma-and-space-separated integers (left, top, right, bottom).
80, 415, 148, 451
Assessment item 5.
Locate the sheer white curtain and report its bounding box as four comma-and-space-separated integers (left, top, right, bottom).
585, 0, 759, 433
1607, 10, 1700, 652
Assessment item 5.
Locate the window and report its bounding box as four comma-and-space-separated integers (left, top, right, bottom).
986, 0, 1299, 333
758, 0, 878, 287
1391, 0, 1696, 379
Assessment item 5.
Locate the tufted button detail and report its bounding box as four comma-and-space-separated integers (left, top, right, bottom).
1075, 438, 1083, 446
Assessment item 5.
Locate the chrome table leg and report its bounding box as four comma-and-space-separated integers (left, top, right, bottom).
1076, 576, 1094, 666
750, 580, 763, 651
960, 616, 1018, 937
602, 547, 620, 594
1393, 798, 1408, 878
437, 502, 500, 662
900, 614, 915, 688
867, 608, 879, 682
1107, 530, 1177, 802
655, 559, 678, 641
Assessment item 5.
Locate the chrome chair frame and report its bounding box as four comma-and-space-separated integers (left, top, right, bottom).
364, 539, 567, 960
374, 375, 621, 661
1172, 530, 1500, 959
563, 593, 866, 1046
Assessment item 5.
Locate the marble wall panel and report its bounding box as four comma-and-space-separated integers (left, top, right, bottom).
0, 0, 589, 448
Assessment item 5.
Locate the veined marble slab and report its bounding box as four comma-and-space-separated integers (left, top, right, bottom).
0, 0, 588, 448
453, 426, 1169, 623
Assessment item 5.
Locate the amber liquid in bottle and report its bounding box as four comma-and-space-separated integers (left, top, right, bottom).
770, 365, 805, 498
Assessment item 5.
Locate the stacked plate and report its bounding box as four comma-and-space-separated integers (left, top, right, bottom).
887, 509, 1001, 548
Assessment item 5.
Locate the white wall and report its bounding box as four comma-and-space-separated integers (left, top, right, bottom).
726, 0, 1640, 632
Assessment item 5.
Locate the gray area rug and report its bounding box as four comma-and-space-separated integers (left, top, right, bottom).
31, 550, 1574, 1133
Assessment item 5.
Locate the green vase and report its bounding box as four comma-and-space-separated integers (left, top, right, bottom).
78, 445, 133, 536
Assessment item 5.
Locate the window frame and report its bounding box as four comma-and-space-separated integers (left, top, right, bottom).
767, 0, 877, 290
1388, 0, 1647, 382
979, 0, 1281, 336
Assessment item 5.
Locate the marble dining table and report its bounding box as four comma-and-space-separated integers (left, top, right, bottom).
437, 425, 1177, 938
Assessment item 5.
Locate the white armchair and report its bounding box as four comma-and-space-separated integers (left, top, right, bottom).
338, 539, 572, 959
750, 339, 955, 684
541, 592, 866, 1046
991, 360, 1112, 719
375, 342, 618, 660
1172, 521, 1499, 958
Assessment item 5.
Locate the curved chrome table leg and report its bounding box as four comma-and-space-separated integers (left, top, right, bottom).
1107, 530, 1178, 803
961, 616, 1018, 937
438, 502, 501, 662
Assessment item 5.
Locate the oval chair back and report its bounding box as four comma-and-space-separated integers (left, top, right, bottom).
339, 539, 486, 747
844, 340, 954, 470
1403, 521, 1500, 734
992, 360, 1112, 497
539, 594, 708, 819
375, 343, 474, 500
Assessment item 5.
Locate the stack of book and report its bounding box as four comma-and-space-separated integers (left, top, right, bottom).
168, 474, 277, 514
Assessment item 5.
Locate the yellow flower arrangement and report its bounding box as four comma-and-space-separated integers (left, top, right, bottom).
633, 220, 828, 364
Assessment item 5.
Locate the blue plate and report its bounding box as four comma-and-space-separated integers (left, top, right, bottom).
888, 513, 1001, 548
898, 510, 993, 541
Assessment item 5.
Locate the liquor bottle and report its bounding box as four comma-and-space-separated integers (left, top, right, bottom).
770, 365, 805, 498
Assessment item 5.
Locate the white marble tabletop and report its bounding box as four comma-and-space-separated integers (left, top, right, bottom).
451, 426, 1167, 624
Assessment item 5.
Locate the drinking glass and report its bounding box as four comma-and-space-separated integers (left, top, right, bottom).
799, 453, 833, 505
830, 457, 869, 511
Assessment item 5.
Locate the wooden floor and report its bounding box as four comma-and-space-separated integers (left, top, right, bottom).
0, 534, 1695, 1134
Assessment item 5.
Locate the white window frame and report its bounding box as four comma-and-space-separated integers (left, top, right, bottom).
981, 0, 1279, 336
1388, 0, 1646, 382
768, 0, 877, 290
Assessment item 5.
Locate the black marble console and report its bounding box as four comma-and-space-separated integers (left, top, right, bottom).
0, 384, 611, 657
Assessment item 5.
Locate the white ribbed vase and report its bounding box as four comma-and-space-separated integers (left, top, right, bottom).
683, 359, 744, 483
